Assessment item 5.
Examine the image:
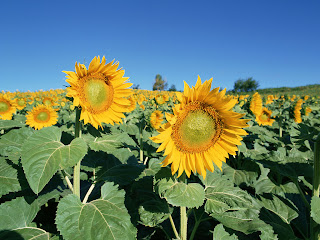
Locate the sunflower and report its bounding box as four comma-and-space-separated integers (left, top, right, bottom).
42, 97, 55, 106
26, 104, 58, 130
150, 110, 163, 129
255, 107, 275, 126
305, 107, 312, 116
127, 96, 137, 112
150, 76, 249, 178
64, 56, 132, 129
294, 99, 303, 123
0, 94, 17, 120
155, 94, 168, 105
15, 97, 27, 110
249, 92, 262, 116
140, 104, 145, 110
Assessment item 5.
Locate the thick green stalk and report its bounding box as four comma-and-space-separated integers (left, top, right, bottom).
312, 134, 320, 197
139, 121, 144, 163
278, 116, 283, 138
73, 107, 82, 198
311, 134, 320, 240
179, 173, 188, 240
180, 206, 187, 240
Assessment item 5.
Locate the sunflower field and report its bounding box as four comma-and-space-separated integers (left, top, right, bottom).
0, 56, 320, 240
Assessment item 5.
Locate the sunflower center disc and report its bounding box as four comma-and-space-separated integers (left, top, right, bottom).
44, 99, 52, 106
0, 102, 9, 112
172, 102, 224, 153
180, 110, 216, 149
260, 113, 269, 121
84, 78, 110, 111
36, 112, 49, 121
18, 99, 25, 106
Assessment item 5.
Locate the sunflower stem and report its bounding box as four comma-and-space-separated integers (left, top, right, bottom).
311, 134, 320, 240
179, 173, 188, 240
293, 179, 310, 211
83, 169, 95, 204
139, 120, 144, 164
60, 170, 73, 192
278, 116, 283, 138
169, 214, 180, 240
73, 107, 82, 198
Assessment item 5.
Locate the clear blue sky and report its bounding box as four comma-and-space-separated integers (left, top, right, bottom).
1, 0, 319, 92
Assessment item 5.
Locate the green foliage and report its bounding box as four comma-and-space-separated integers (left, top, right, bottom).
21, 126, 88, 194
56, 183, 137, 240
0, 86, 319, 240
0, 197, 39, 230
311, 196, 320, 224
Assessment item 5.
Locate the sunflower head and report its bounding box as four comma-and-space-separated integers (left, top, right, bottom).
16, 98, 27, 110
43, 97, 55, 106
150, 110, 163, 130
256, 107, 275, 126
0, 94, 17, 120
64, 56, 133, 129
293, 99, 303, 123
150, 76, 249, 179
305, 107, 312, 116
26, 104, 58, 130
249, 92, 262, 116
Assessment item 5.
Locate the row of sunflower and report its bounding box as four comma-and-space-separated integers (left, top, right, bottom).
0, 82, 315, 131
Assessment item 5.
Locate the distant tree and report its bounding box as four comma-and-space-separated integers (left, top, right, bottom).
152, 74, 168, 91
234, 79, 244, 92
132, 84, 140, 89
233, 77, 259, 92
168, 84, 177, 91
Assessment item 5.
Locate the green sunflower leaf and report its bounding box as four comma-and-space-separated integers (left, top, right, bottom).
311, 196, 320, 224
211, 224, 238, 240
0, 157, 22, 197
21, 126, 87, 194
156, 179, 205, 208
0, 119, 25, 130
59, 138, 88, 169
202, 172, 255, 214
97, 164, 144, 185
88, 132, 136, 153
0, 227, 49, 240
0, 197, 39, 231
0, 127, 34, 163
259, 194, 298, 224
56, 182, 137, 240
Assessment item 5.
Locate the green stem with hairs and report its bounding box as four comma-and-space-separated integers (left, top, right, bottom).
73, 107, 82, 198
293, 179, 310, 211
179, 173, 188, 240
169, 215, 180, 240
278, 116, 283, 138
311, 134, 320, 240
139, 120, 144, 164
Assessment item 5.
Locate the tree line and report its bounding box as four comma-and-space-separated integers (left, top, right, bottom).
134, 74, 259, 92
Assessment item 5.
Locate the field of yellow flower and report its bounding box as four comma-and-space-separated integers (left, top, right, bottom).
0, 56, 319, 240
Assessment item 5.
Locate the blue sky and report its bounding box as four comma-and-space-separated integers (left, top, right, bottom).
1, 0, 319, 92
